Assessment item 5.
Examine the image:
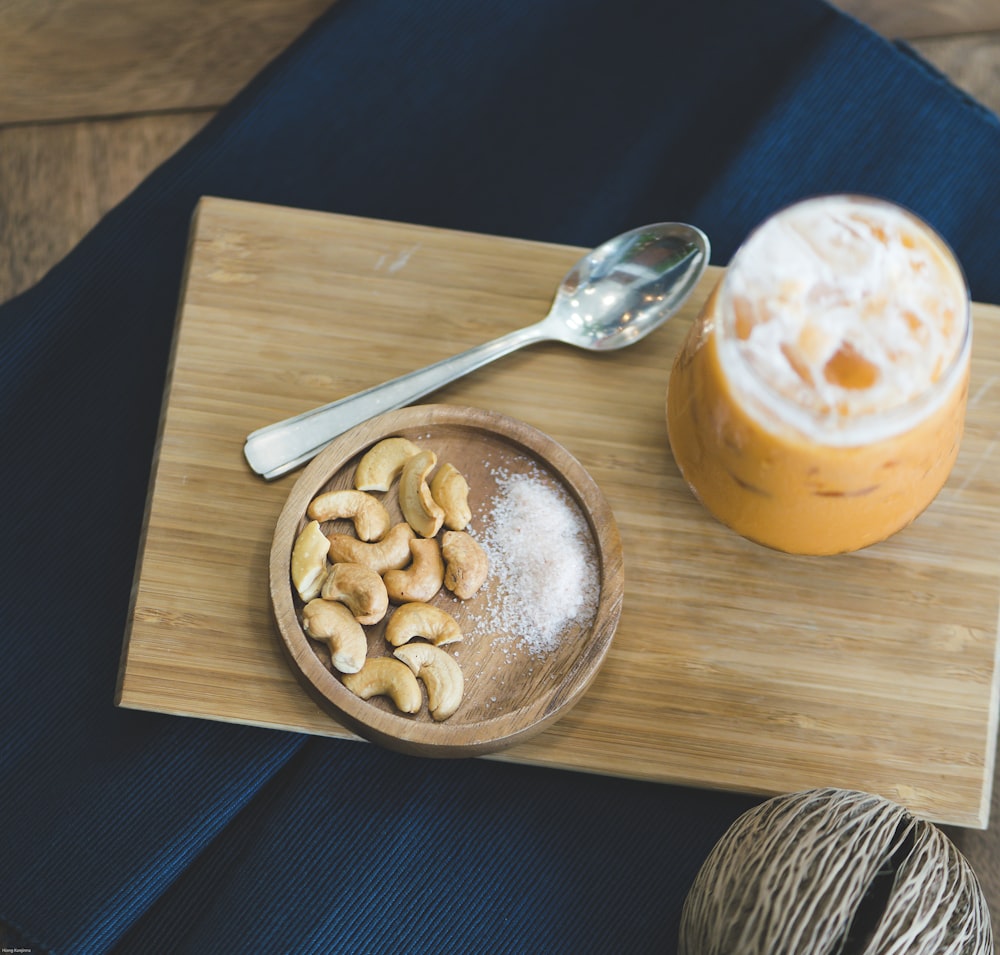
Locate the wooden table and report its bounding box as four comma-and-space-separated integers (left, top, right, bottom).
3, 0, 999, 944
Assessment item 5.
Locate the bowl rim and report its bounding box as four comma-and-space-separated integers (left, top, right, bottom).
269, 403, 624, 757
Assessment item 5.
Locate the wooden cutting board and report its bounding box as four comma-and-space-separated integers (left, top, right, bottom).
116, 196, 1000, 828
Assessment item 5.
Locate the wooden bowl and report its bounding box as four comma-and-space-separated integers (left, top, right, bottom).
270, 404, 624, 757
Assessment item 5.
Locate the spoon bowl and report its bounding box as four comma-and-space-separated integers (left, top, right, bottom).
245, 222, 709, 479
547, 222, 710, 351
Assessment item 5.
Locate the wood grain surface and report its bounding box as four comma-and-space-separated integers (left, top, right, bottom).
0, 113, 211, 300
0, 0, 331, 124
117, 197, 1000, 833
838, 0, 1000, 39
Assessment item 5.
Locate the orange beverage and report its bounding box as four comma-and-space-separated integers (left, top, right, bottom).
666, 195, 971, 555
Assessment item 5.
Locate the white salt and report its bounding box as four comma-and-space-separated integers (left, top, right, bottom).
473, 470, 599, 656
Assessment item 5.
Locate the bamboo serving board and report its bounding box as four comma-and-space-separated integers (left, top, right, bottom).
117, 197, 1000, 828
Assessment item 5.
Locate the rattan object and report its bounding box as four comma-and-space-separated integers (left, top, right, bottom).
679, 788, 992, 954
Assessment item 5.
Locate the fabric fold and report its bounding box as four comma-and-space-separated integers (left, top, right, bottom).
2, 0, 998, 951
687, 16, 1000, 299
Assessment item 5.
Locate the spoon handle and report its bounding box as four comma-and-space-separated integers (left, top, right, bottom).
244, 321, 552, 479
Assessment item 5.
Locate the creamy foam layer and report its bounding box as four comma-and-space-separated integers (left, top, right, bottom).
718, 196, 969, 443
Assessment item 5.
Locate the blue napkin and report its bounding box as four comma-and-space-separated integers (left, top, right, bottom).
2, 1, 998, 951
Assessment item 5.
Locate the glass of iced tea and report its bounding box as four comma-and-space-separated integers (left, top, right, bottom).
666, 195, 971, 555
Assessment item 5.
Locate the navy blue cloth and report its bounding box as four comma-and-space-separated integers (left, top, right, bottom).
2, 0, 998, 951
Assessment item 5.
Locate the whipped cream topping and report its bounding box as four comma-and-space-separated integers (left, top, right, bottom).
718, 196, 969, 443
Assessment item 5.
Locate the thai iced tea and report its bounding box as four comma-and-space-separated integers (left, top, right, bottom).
666, 195, 971, 555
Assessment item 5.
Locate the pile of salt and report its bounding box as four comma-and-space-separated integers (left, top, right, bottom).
473, 471, 598, 656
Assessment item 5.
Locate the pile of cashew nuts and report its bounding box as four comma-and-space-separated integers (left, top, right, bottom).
290, 436, 489, 721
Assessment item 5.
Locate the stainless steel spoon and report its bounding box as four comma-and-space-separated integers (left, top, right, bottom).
244, 221, 710, 479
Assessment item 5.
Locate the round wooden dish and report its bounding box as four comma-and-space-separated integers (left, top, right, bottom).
270, 404, 624, 757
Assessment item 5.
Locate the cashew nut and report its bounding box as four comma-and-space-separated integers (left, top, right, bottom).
394, 643, 464, 721
398, 450, 445, 538
301, 598, 368, 674
320, 562, 389, 625
430, 462, 472, 531
354, 437, 421, 492
384, 601, 463, 647
307, 489, 391, 542
326, 522, 416, 575
291, 520, 331, 601
341, 657, 422, 714
440, 530, 489, 599
382, 538, 445, 604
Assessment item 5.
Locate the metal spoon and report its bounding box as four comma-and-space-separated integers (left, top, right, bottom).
244, 221, 710, 479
